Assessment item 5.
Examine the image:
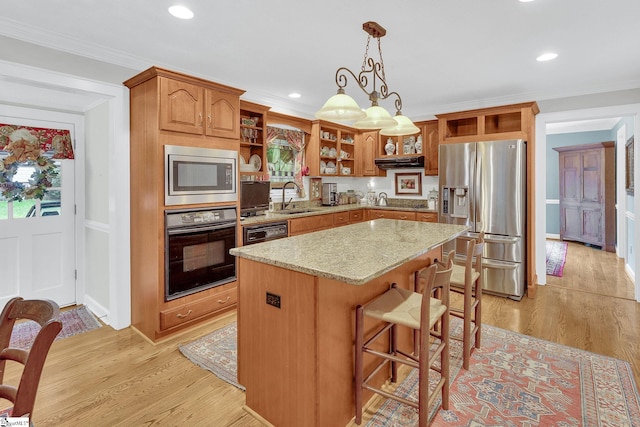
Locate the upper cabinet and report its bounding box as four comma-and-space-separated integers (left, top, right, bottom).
239, 101, 270, 179
358, 130, 383, 177
127, 67, 245, 140
437, 102, 539, 144
308, 121, 361, 177
418, 120, 439, 176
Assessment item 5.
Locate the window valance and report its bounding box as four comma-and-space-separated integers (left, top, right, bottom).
0, 123, 74, 201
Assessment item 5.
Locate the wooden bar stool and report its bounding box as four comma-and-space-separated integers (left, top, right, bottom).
449, 234, 484, 370
354, 258, 453, 426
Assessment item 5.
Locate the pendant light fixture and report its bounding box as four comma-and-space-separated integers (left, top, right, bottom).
315, 21, 419, 136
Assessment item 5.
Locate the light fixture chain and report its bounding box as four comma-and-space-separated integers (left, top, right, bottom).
361, 35, 372, 72
377, 37, 386, 83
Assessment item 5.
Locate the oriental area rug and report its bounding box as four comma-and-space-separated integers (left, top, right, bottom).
9, 305, 102, 350
546, 239, 569, 277
181, 320, 640, 427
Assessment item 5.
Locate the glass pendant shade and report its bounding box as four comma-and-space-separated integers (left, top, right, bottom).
352, 105, 398, 130
315, 93, 366, 121
379, 114, 421, 136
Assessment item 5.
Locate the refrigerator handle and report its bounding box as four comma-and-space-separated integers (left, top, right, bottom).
474, 147, 482, 230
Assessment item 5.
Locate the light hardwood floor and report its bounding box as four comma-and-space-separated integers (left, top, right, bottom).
10, 245, 640, 426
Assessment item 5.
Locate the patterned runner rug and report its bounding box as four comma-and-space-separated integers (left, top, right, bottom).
9, 305, 102, 350
180, 319, 640, 426
546, 239, 568, 277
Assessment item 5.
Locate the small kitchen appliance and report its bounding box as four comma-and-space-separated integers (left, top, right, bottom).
322, 183, 338, 206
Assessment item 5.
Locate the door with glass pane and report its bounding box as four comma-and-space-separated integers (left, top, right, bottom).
0, 125, 76, 308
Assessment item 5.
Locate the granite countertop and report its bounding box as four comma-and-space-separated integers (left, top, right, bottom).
230, 219, 469, 285
240, 203, 438, 226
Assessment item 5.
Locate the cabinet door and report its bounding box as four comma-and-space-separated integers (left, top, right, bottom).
205, 89, 239, 139
581, 149, 602, 203
359, 131, 379, 176
423, 120, 439, 176
160, 78, 205, 134
581, 207, 603, 244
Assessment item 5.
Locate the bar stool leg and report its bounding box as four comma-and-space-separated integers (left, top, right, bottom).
354, 305, 364, 425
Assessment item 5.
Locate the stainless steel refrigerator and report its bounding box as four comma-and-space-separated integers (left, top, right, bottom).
439, 140, 526, 300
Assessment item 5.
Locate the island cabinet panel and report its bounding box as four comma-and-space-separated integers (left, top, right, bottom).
236, 249, 441, 427
237, 259, 318, 427
368, 209, 416, 221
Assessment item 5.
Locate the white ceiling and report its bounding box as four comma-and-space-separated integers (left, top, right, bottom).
1, 0, 639, 133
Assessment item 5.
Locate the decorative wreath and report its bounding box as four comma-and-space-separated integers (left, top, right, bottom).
0, 135, 59, 201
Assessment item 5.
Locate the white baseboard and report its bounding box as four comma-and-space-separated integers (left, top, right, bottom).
625, 264, 635, 282
546, 233, 560, 240
83, 295, 111, 326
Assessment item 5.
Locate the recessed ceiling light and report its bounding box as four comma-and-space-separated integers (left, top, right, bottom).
288, 93, 302, 99
519, 0, 535, 3
168, 5, 194, 20
537, 52, 558, 62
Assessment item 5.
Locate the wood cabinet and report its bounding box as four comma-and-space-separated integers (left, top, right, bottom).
421, 120, 439, 176
124, 67, 244, 342
158, 72, 243, 139
554, 142, 615, 251
357, 131, 384, 177
307, 121, 358, 177
368, 209, 416, 221
416, 211, 438, 222
437, 102, 538, 144
288, 209, 366, 236
239, 100, 269, 179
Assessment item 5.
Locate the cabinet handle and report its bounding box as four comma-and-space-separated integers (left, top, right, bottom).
176, 309, 193, 318
400, 216, 408, 220
207, 114, 212, 128
198, 113, 203, 126
217, 296, 231, 304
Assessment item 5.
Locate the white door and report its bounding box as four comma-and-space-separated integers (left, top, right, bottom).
0, 155, 76, 308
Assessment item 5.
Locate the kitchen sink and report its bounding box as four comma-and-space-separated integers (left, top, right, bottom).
278, 209, 320, 215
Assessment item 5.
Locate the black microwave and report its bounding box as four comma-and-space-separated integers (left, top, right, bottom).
164, 145, 237, 206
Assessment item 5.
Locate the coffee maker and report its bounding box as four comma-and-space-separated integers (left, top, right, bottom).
322, 183, 338, 206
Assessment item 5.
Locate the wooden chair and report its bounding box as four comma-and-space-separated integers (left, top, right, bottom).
354, 258, 453, 426
0, 297, 62, 421
448, 234, 484, 369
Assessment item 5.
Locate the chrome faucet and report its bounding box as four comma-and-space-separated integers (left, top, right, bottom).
281, 181, 300, 210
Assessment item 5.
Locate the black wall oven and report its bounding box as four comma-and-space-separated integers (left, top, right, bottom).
165, 207, 237, 301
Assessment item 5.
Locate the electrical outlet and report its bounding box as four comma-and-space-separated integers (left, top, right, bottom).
266, 292, 281, 309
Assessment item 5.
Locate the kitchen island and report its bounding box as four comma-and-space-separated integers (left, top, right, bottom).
230, 219, 469, 427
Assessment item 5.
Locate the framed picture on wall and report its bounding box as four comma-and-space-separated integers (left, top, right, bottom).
395, 172, 422, 195
626, 136, 634, 195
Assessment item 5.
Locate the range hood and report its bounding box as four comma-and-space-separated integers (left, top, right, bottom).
374, 155, 425, 169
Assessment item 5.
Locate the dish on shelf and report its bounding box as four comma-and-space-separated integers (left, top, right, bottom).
240, 155, 246, 164
320, 160, 327, 174
321, 146, 330, 156
249, 154, 262, 171
240, 164, 255, 172
324, 167, 336, 174
327, 161, 336, 169
341, 166, 351, 175
329, 148, 337, 158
